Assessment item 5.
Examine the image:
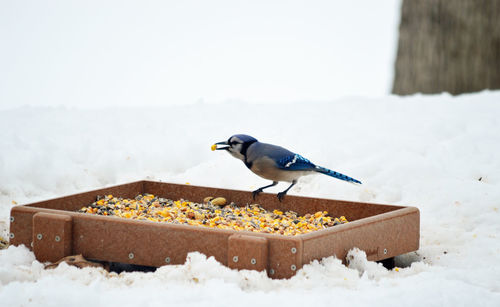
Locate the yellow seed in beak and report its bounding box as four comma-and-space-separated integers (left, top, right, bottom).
211, 144, 217, 151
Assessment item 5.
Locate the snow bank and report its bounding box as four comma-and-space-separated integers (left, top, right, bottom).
1, 91, 500, 306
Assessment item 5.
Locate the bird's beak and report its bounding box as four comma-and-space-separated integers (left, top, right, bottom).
212, 141, 230, 151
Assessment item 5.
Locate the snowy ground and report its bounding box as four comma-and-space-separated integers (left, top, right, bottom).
1, 92, 500, 306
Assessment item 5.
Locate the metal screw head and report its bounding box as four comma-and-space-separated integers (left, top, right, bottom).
250, 258, 256, 265
269, 269, 275, 275
36, 233, 43, 240
384, 248, 388, 255
128, 253, 134, 259
232, 256, 239, 263
55, 236, 61, 242
291, 247, 297, 254
291, 264, 297, 271
165, 257, 171, 264
9, 232, 15, 239
10, 216, 14, 223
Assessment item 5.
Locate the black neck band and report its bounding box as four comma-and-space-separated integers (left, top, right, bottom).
241, 140, 257, 156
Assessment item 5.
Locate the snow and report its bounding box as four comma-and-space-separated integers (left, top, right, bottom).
1, 91, 500, 306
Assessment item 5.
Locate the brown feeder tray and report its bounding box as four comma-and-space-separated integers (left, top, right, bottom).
9, 180, 419, 279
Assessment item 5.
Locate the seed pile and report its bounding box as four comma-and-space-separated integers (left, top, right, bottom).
78, 194, 348, 236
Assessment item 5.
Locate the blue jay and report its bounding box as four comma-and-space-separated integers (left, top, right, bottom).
213, 134, 361, 201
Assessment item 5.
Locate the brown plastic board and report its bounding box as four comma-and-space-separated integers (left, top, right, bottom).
9, 180, 420, 279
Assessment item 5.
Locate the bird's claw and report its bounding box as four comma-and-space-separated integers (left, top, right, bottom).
252, 189, 263, 200
277, 192, 286, 202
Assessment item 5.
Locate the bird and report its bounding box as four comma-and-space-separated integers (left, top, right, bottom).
212, 134, 361, 201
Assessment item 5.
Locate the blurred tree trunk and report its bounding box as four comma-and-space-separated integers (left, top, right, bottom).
392, 0, 500, 95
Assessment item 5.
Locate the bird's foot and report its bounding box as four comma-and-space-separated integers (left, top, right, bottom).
277, 191, 287, 202
252, 188, 263, 200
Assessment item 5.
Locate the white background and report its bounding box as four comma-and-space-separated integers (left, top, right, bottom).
0, 0, 399, 109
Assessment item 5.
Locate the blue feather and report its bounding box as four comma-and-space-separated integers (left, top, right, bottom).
315, 166, 362, 184
277, 154, 316, 171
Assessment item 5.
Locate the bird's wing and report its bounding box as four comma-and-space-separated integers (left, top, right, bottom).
276, 153, 317, 171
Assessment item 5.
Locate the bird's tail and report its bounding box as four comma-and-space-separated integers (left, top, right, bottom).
315, 166, 362, 184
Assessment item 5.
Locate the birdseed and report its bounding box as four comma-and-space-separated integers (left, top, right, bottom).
77, 194, 348, 236
0, 236, 8, 250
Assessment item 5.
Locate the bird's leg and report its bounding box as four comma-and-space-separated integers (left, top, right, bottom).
252, 181, 278, 200
277, 180, 297, 202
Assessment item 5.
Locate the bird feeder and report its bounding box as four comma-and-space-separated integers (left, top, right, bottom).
9, 180, 419, 279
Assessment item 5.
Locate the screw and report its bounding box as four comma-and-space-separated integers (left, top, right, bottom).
10, 216, 14, 223
291, 264, 297, 271
9, 232, 14, 239
250, 258, 256, 265
55, 236, 61, 242
232, 256, 238, 263
128, 253, 134, 259
36, 233, 43, 240
384, 248, 388, 255
291, 247, 297, 254
165, 257, 171, 264
269, 269, 275, 275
